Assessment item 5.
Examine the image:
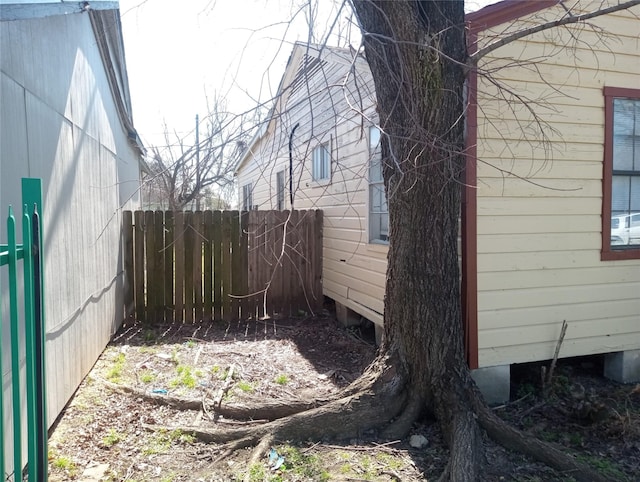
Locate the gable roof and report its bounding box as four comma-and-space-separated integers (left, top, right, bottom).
467, 0, 559, 32
236, 1, 570, 175
235, 42, 364, 174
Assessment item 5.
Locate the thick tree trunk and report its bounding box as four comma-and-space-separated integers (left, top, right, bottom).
351, 1, 481, 478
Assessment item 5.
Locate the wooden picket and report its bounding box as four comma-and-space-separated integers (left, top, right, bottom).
123, 210, 323, 322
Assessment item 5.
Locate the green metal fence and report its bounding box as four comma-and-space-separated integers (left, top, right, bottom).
1, 178, 47, 482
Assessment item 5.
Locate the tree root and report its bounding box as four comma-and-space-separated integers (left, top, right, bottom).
102, 379, 328, 420
107, 359, 615, 481
473, 393, 612, 482
244, 434, 274, 482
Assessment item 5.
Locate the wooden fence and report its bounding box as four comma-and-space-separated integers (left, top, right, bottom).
123, 210, 323, 322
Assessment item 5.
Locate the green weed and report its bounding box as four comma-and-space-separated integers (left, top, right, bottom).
236, 380, 254, 393
102, 428, 125, 447
169, 365, 197, 389
139, 370, 156, 384
52, 456, 79, 477
274, 374, 289, 385
142, 429, 195, 455
106, 353, 126, 383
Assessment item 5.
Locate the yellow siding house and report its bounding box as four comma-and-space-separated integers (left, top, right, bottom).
236, 0, 640, 401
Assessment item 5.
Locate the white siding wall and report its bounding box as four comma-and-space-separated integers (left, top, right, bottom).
475, 1, 640, 367
1, 11, 141, 469
237, 46, 387, 324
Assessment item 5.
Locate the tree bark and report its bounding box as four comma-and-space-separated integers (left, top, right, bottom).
350, 2, 483, 478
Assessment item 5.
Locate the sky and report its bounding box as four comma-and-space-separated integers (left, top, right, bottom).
119, 0, 497, 150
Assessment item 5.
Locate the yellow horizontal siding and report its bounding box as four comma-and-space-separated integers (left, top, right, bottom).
479, 325, 640, 367
479, 264, 639, 292
475, 1, 640, 367
477, 214, 601, 235
483, 299, 640, 334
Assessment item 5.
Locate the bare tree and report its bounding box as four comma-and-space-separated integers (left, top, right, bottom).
135, 1, 639, 479
143, 96, 253, 210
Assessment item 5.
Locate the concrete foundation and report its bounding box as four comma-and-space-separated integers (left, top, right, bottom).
471, 365, 511, 405
374, 324, 384, 347
604, 350, 640, 383
335, 301, 362, 327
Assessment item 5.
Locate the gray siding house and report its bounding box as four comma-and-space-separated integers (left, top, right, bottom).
1, 0, 143, 474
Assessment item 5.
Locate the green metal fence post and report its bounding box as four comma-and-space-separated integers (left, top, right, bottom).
22, 204, 40, 482
7, 205, 23, 481
22, 178, 47, 481
1, 246, 5, 482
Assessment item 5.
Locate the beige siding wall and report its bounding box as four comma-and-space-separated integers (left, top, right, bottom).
1, 10, 141, 463
237, 47, 387, 324
475, 1, 640, 367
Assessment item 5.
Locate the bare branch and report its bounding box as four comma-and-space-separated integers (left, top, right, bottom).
470, 0, 640, 63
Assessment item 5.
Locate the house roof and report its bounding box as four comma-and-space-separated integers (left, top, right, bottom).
0, 0, 119, 21
467, 0, 559, 32
234, 42, 366, 174
88, 8, 146, 160
235, 0, 565, 176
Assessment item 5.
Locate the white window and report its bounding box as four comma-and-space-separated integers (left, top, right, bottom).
276, 170, 285, 210
312, 144, 330, 182
603, 88, 640, 259
242, 183, 253, 211
369, 126, 388, 242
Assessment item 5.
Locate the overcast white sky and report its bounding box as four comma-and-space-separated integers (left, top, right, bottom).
119, 0, 497, 149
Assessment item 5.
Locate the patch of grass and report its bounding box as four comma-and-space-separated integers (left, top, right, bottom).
568, 432, 584, 447
169, 365, 197, 389
375, 452, 403, 470
142, 429, 195, 456
106, 352, 126, 383
244, 463, 265, 482
171, 347, 180, 364
274, 374, 289, 385
185, 339, 196, 348
359, 455, 376, 480
52, 456, 79, 477
210, 365, 221, 376
102, 428, 125, 447
139, 370, 156, 384
277, 445, 330, 481
139, 345, 159, 354
540, 430, 560, 442
236, 380, 254, 393
578, 455, 627, 480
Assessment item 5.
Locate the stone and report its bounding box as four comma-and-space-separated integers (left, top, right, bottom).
409, 434, 428, 448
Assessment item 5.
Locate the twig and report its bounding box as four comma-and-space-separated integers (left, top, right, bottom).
194, 344, 203, 366
543, 320, 568, 396
213, 364, 235, 409
492, 392, 531, 411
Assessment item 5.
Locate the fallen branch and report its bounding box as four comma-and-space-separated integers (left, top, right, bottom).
213, 364, 235, 409
542, 320, 568, 397
101, 378, 326, 420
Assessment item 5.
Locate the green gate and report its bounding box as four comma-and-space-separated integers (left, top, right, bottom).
1, 178, 47, 482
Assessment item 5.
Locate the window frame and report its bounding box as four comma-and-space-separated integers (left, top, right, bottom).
311, 143, 331, 182
368, 125, 389, 244
241, 183, 253, 211
602, 86, 640, 261
276, 170, 285, 210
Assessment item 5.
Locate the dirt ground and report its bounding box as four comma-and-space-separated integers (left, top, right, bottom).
48, 309, 640, 481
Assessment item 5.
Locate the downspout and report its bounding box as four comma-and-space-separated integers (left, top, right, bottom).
288, 123, 300, 209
